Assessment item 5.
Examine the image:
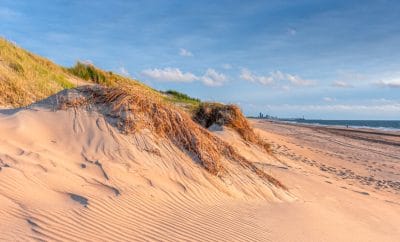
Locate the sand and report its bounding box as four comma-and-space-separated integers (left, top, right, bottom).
249, 119, 400, 241
0, 105, 399, 241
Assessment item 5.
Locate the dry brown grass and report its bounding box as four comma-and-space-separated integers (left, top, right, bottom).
193, 102, 272, 152
57, 85, 285, 189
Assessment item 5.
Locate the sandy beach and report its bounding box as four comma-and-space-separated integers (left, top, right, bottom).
252, 119, 400, 193
1, 100, 399, 241
225, 119, 400, 241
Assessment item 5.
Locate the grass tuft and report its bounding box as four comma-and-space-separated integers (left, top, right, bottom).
164, 90, 200, 103
67, 62, 109, 85
161, 89, 201, 113
8, 62, 24, 73
194, 102, 272, 152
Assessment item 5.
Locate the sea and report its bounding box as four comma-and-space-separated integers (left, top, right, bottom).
280, 119, 400, 131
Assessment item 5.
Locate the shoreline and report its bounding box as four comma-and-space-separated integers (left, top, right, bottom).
250, 118, 400, 134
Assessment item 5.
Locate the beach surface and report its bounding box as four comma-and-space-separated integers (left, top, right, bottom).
223, 119, 400, 241
253, 120, 400, 192
0, 106, 399, 241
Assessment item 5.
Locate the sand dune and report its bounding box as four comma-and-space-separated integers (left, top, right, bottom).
0, 90, 399, 241
0, 89, 289, 241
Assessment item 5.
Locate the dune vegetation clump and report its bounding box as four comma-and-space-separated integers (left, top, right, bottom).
161, 89, 201, 113
67, 62, 109, 85
163, 90, 200, 104
55, 85, 284, 188
57, 85, 226, 175
193, 102, 272, 152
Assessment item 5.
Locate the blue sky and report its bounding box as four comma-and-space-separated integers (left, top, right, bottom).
1, 0, 400, 119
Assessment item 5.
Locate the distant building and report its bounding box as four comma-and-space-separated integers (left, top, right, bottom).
256, 112, 278, 120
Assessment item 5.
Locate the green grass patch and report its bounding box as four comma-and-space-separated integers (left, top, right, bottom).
163, 90, 200, 104
68, 62, 110, 85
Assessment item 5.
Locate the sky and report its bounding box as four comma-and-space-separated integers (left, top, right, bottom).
1, 0, 400, 119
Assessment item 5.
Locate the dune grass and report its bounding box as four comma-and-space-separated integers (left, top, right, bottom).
0, 38, 158, 107
163, 90, 200, 104
0, 37, 202, 111
56, 85, 285, 188
0, 37, 75, 107
68, 62, 109, 85
161, 89, 201, 113
193, 102, 272, 152
68, 61, 165, 95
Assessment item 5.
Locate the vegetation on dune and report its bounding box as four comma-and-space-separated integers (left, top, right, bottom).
161, 89, 201, 113
55, 85, 285, 189
163, 90, 200, 104
0, 38, 75, 107
0, 37, 156, 107
67, 61, 162, 94
0, 37, 284, 189
0, 37, 198, 110
67, 62, 109, 85
193, 102, 272, 152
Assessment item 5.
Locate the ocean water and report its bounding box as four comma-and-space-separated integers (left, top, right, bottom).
281, 119, 400, 131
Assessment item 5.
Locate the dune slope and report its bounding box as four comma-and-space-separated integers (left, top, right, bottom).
0, 38, 198, 112
0, 86, 289, 241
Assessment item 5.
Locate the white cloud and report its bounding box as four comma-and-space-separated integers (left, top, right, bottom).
323, 97, 336, 102
284, 72, 314, 86
141, 67, 228, 87
240, 69, 314, 87
332, 80, 354, 88
375, 79, 400, 88
371, 98, 399, 104
201, 68, 227, 87
257, 102, 400, 119
141, 67, 197, 82
118, 67, 130, 77
179, 48, 193, 57
265, 103, 400, 112
240, 68, 273, 85
240, 68, 255, 81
